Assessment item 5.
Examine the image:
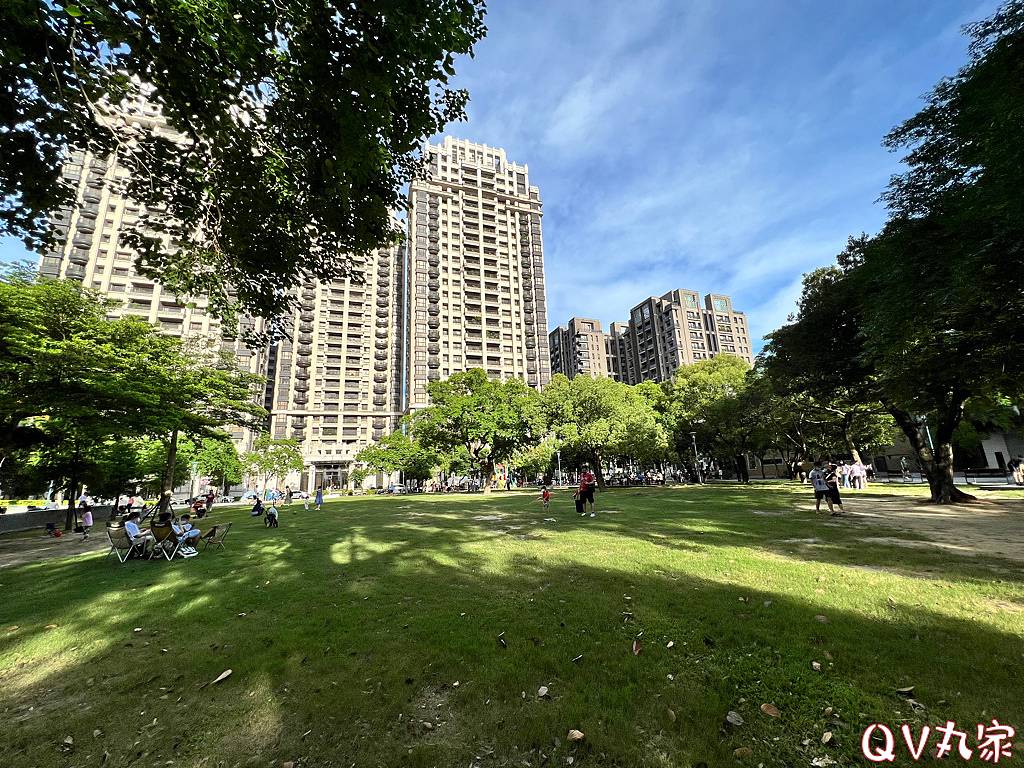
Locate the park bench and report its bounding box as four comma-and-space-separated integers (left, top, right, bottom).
963, 468, 1012, 485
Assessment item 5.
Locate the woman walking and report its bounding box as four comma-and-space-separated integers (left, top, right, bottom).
315, 486, 324, 511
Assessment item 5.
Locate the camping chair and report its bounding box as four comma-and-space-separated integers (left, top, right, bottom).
150, 522, 185, 561
201, 522, 231, 552
106, 525, 146, 563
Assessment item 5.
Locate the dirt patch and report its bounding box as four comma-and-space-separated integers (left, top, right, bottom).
0, 533, 106, 569
836, 494, 1024, 563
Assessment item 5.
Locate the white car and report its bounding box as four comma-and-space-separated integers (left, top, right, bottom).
390, 484, 407, 495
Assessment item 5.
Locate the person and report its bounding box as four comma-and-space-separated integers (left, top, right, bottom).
191, 497, 205, 518
285, 486, 293, 506
1010, 455, 1024, 486
303, 491, 311, 511
853, 460, 867, 489
205, 489, 215, 516
573, 478, 587, 516
80, 504, 93, 541
265, 503, 279, 528
117, 493, 130, 515
839, 462, 850, 489
808, 461, 834, 515
123, 511, 156, 556
250, 497, 265, 518
537, 485, 551, 512
176, 514, 202, 554
824, 461, 845, 516
315, 487, 324, 511
580, 464, 597, 517
900, 455, 911, 481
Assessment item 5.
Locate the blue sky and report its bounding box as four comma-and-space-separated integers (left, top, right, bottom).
1, 0, 997, 349
442, 0, 999, 348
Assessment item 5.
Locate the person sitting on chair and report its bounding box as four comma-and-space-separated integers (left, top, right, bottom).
124, 511, 156, 557
175, 514, 202, 554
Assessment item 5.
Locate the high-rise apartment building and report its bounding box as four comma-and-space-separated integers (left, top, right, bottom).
551, 290, 753, 386
548, 317, 610, 379
38, 108, 265, 451
613, 290, 753, 383
261, 238, 405, 490
40, 100, 404, 487
405, 137, 550, 409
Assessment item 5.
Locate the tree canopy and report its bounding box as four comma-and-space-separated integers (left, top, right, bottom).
762, 1, 1024, 502
413, 369, 543, 491
1, 0, 487, 321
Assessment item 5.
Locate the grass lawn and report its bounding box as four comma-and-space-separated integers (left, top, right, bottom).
1, 484, 1022, 767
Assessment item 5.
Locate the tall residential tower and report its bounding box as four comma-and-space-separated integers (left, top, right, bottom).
405, 137, 550, 409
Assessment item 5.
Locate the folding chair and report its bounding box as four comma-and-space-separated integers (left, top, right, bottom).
106, 525, 145, 563
150, 522, 185, 561
201, 522, 231, 552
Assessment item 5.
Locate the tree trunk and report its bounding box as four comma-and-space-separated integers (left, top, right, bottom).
591, 452, 606, 489
64, 472, 78, 531
158, 427, 179, 515
841, 414, 863, 464
481, 458, 494, 493
889, 408, 974, 504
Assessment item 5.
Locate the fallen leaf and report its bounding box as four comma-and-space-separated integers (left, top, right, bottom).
822, 731, 833, 744
763, 600, 773, 607
301, 729, 311, 739
571, 654, 583, 663
812, 661, 822, 672
632, 638, 642, 656
93, 729, 102, 738
211, 669, 233, 685
422, 721, 434, 731
760, 703, 780, 718
667, 708, 676, 722
666, 641, 674, 649
733, 747, 753, 759
452, 681, 460, 688
497, 632, 507, 649
133, 627, 142, 632
823, 650, 833, 660
537, 686, 549, 698
567, 729, 585, 742
811, 758, 837, 767
726, 711, 744, 727
45, 624, 58, 630
282, 763, 295, 768
814, 615, 829, 624
895, 686, 915, 697
823, 706, 833, 717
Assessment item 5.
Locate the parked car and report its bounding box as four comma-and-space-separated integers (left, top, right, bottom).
390, 484, 407, 495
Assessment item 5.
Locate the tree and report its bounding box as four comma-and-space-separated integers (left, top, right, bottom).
243, 437, 304, 494
193, 436, 244, 495
413, 369, 543, 493
356, 428, 439, 487
542, 374, 667, 487
1, 1, 487, 322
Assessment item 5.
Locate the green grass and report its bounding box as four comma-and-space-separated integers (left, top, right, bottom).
1, 485, 1021, 767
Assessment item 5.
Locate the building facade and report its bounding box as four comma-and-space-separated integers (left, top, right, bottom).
41, 101, 404, 489
405, 137, 551, 409
39, 135, 265, 452
261, 239, 406, 491
548, 317, 610, 379
550, 290, 754, 386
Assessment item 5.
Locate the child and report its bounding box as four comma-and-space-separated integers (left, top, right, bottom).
538, 485, 551, 512
177, 514, 203, 553
265, 504, 279, 528
80, 504, 93, 541
250, 497, 265, 517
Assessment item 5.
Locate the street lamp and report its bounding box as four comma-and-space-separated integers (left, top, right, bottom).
690, 431, 703, 485
556, 450, 562, 487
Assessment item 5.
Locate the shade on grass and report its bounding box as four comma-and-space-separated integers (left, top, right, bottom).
1, 485, 1021, 767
